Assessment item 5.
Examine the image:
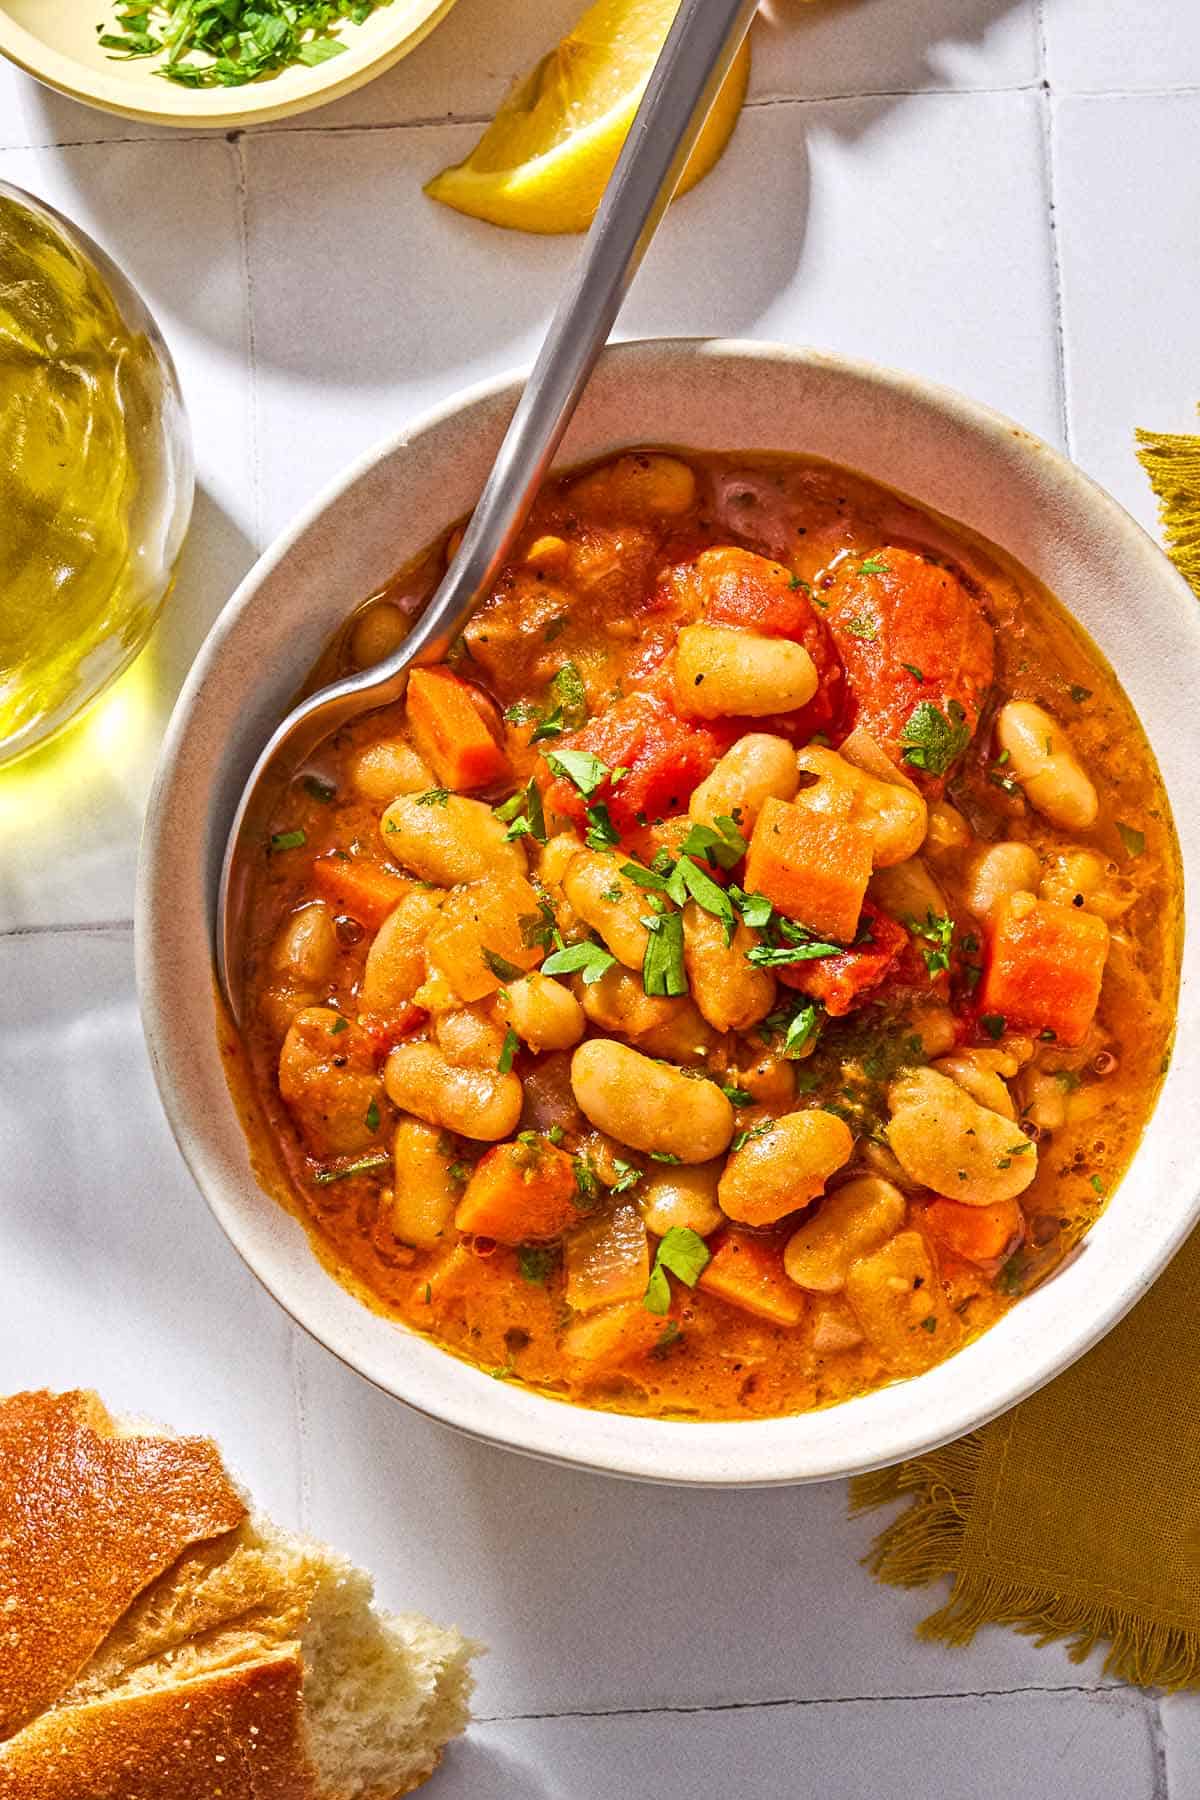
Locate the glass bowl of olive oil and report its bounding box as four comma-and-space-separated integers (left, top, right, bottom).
0, 183, 193, 765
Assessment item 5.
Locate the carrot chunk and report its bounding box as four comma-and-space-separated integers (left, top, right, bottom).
698, 1229, 805, 1328
979, 892, 1109, 1047
454, 1139, 581, 1245
744, 796, 871, 944
922, 1197, 1022, 1265
406, 666, 510, 791
311, 855, 411, 930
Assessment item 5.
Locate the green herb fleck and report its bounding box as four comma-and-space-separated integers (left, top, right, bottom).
416, 788, 451, 807
329, 1016, 349, 1036
900, 662, 924, 682
518, 1245, 557, 1286
611, 1159, 644, 1194
980, 1013, 1006, 1040
900, 700, 970, 777
1070, 685, 1093, 704
541, 938, 617, 986
641, 908, 688, 997
543, 747, 610, 798
364, 1099, 381, 1133
497, 1026, 519, 1075
1116, 821, 1145, 859
302, 774, 336, 803
270, 829, 306, 852
721, 1084, 753, 1106
482, 948, 525, 982
844, 613, 878, 640
314, 1151, 390, 1186
644, 1227, 711, 1312
859, 557, 891, 575
907, 911, 954, 976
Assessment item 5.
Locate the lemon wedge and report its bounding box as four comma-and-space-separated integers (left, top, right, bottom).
425, 0, 751, 235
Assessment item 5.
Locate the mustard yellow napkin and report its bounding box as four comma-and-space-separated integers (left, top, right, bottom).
851, 415, 1200, 1689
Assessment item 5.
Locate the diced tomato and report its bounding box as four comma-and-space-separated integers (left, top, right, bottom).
979, 893, 1109, 1046
359, 1003, 427, 1059
744, 797, 871, 944
656, 546, 847, 740
823, 546, 994, 791
778, 901, 907, 1014
541, 689, 735, 835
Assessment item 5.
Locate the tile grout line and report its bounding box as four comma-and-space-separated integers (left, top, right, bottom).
230, 130, 264, 557
473, 1680, 1134, 1727
1035, 0, 1071, 459
7, 80, 1200, 158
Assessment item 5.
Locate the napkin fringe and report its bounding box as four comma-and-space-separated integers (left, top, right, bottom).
850, 1436, 1200, 1690
1136, 414, 1200, 600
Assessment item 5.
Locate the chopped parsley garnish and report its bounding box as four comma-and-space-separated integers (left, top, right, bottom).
651, 1319, 684, 1357
529, 706, 565, 744
549, 661, 588, 729
329, 1016, 349, 1035
980, 1013, 1007, 1040
788, 575, 812, 593
907, 911, 954, 976
728, 886, 773, 931
920, 1316, 938, 1333
611, 1159, 644, 1193
541, 938, 616, 985
677, 855, 736, 942
481, 948, 525, 982
900, 700, 970, 777
364, 1099, 381, 1133
859, 557, 891, 575
1070, 685, 1093, 703
731, 1117, 773, 1152
415, 788, 451, 807
519, 898, 562, 953
504, 700, 540, 725
543, 747, 610, 798
721, 1085, 753, 1106
678, 815, 747, 871
844, 614, 878, 640
269, 828, 306, 852
642, 908, 688, 997
313, 1151, 390, 1186
900, 662, 924, 682
584, 801, 620, 850
497, 1026, 519, 1074
649, 1150, 682, 1163
98, 0, 386, 85
761, 996, 822, 1060
644, 1227, 711, 1313
496, 778, 548, 844
746, 934, 841, 967
1115, 821, 1145, 859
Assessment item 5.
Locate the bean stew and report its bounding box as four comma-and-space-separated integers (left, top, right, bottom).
229, 448, 1180, 1421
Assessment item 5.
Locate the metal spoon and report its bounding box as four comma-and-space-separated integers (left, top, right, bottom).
217, 0, 760, 1016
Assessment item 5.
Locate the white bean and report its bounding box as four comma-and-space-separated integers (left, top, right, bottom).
390, 1116, 458, 1248
996, 700, 1098, 830
688, 733, 799, 835
494, 974, 585, 1053
379, 793, 526, 886
794, 745, 927, 868
673, 624, 818, 720
570, 1040, 734, 1163
270, 902, 335, 988
638, 1161, 724, 1237
718, 1110, 854, 1227
561, 852, 649, 969
384, 1040, 521, 1141
682, 905, 776, 1033
783, 1175, 906, 1292
887, 1067, 1038, 1205
350, 738, 433, 803
964, 841, 1041, 922
359, 891, 443, 1015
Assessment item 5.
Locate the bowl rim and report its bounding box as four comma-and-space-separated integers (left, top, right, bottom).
137, 336, 1198, 1486
0, 0, 459, 128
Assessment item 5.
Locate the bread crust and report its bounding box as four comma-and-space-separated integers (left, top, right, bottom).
0, 1390, 246, 1739
0, 1649, 318, 1800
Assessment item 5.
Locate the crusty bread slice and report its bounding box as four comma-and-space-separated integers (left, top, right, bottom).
0, 1391, 478, 1799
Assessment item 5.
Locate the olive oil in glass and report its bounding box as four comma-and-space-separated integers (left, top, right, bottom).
0, 184, 193, 765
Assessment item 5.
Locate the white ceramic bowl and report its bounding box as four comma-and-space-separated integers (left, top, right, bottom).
137, 339, 1198, 1486
0, 0, 458, 130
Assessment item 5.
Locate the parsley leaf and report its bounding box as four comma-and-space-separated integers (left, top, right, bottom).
497, 1026, 519, 1074
270, 828, 306, 852
611, 1159, 644, 1193
679, 815, 747, 871
518, 1245, 557, 1286
844, 614, 878, 640
859, 557, 891, 575
644, 1227, 711, 1312
584, 801, 620, 850
728, 886, 773, 930
541, 939, 617, 985
482, 948, 525, 982
1116, 821, 1145, 859
900, 662, 924, 682
314, 1151, 390, 1186
907, 910, 954, 976
621, 858, 688, 908
721, 1084, 753, 1106
642, 908, 688, 997
529, 706, 565, 744
549, 661, 588, 729
1070, 684, 1093, 704
900, 700, 971, 777
980, 1013, 1007, 1040
677, 855, 736, 942
746, 937, 841, 967
543, 748, 610, 798
416, 788, 451, 807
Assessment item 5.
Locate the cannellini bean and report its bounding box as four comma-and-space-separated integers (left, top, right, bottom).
718, 1110, 854, 1227
1039, 847, 1135, 922
384, 1040, 522, 1141
682, 905, 776, 1033
907, 1004, 958, 1060
784, 1175, 907, 1292
569, 452, 697, 518
270, 902, 336, 988
924, 800, 972, 855
638, 1161, 725, 1238
570, 1040, 734, 1163
359, 891, 443, 1015
581, 965, 685, 1040
869, 856, 947, 924
794, 745, 927, 868
494, 973, 585, 1053
1018, 1067, 1068, 1134
996, 700, 1098, 830
688, 733, 799, 835
861, 1137, 913, 1188
350, 738, 433, 803
673, 624, 818, 721
724, 1048, 797, 1108
390, 1116, 458, 1248
535, 831, 586, 889
628, 999, 718, 1064
435, 1005, 508, 1070
279, 1007, 382, 1157
964, 841, 1041, 922
887, 1068, 1038, 1205
932, 1052, 1017, 1120
350, 600, 409, 669
379, 793, 526, 886
561, 852, 649, 969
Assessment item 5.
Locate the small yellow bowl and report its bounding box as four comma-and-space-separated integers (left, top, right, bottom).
0, 0, 460, 129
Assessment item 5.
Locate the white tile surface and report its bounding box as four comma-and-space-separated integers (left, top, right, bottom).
1052, 93, 1200, 533
2, 1, 1198, 1786
431, 1689, 1157, 1799
1043, 0, 1200, 94
0, 930, 300, 1521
